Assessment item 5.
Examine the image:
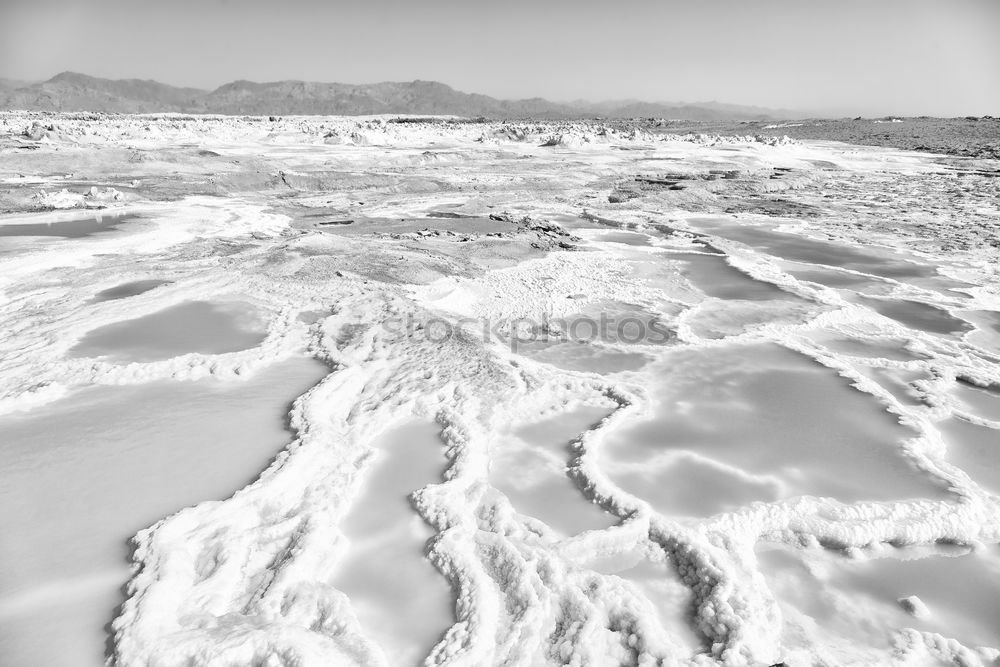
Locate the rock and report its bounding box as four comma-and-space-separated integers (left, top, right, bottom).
608, 190, 641, 203
83, 186, 124, 203
23, 121, 45, 141
31, 188, 85, 209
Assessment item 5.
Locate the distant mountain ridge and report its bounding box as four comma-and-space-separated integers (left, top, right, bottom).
0, 71, 798, 120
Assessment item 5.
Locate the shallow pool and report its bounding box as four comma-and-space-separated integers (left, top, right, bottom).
954, 380, 1000, 422
815, 336, 926, 362
515, 340, 652, 374
0, 357, 329, 667
70, 300, 268, 362
858, 296, 972, 336
602, 344, 946, 516
91, 280, 171, 303
491, 406, 617, 535
691, 219, 935, 281
332, 421, 453, 665
594, 231, 652, 247
670, 252, 796, 301
0, 212, 139, 239
760, 543, 1000, 651
939, 418, 1000, 495
787, 265, 883, 289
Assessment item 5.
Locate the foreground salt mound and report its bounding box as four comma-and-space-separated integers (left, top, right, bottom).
1, 112, 998, 667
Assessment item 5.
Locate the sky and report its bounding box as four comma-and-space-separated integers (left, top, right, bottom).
1, 0, 998, 116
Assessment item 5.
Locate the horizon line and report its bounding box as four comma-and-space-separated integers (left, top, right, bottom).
3, 71, 997, 118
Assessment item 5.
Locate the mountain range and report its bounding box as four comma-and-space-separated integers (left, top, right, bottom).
0, 72, 800, 120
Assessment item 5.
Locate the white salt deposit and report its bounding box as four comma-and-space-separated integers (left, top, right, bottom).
0, 112, 998, 666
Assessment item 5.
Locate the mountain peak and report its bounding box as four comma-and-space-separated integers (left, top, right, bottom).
49, 71, 95, 84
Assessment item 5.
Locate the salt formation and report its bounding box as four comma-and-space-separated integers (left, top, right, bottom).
0, 112, 998, 666
898, 596, 930, 620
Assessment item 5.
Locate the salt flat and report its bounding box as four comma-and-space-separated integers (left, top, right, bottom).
0, 113, 998, 666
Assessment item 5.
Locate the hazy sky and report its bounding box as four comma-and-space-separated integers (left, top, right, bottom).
1, 0, 998, 115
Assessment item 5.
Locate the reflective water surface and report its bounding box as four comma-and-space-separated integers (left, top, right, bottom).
954, 380, 1000, 422
491, 406, 617, 535
787, 265, 883, 289
602, 344, 946, 517
669, 252, 796, 301
515, 341, 653, 375
595, 231, 652, 246
859, 296, 972, 336
691, 218, 935, 280
0, 357, 329, 667
760, 544, 1000, 651
70, 300, 268, 362
0, 212, 140, 239
91, 280, 171, 302
332, 421, 453, 665
814, 336, 926, 362
939, 418, 1000, 494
